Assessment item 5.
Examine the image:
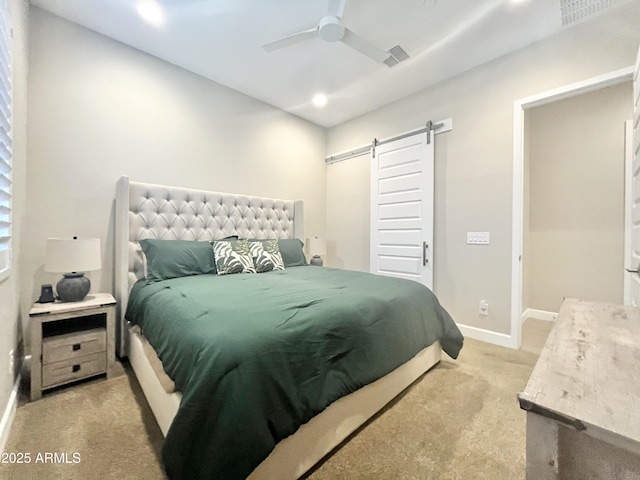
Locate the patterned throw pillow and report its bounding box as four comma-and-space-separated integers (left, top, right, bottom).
249, 239, 285, 272
248, 242, 274, 273
212, 239, 256, 275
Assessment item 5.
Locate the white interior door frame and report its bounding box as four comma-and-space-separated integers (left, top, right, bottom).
624, 118, 634, 305
511, 66, 634, 349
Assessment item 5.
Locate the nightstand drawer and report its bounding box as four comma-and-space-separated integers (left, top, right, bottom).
42, 328, 106, 364
42, 353, 107, 388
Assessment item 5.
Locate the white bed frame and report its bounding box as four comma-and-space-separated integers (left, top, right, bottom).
115, 176, 442, 479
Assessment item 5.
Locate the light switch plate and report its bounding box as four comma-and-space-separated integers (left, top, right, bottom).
467, 232, 490, 245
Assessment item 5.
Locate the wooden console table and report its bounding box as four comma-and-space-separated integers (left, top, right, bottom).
519, 298, 640, 479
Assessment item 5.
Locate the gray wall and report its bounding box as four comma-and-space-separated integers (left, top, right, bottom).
325, 2, 640, 339
0, 0, 28, 443
524, 82, 631, 313
23, 8, 327, 337
325, 153, 370, 271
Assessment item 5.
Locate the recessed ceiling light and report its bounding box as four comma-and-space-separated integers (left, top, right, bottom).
312, 93, 328, 108
137, 0, 165, 27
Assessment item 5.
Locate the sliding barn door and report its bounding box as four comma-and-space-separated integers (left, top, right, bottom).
629, 45, 640, 306
370, 133, 434, 290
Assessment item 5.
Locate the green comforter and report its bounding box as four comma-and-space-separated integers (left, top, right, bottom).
126, 266, 463, 480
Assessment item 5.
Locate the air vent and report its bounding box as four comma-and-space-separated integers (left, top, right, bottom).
383, 56, 399, 68
383, 45, 410, 68
560, 0, 629, 27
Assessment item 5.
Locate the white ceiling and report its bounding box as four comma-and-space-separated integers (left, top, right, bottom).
28, 0, 628, 127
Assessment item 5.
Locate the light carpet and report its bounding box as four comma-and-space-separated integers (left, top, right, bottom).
1, 338, 538, 479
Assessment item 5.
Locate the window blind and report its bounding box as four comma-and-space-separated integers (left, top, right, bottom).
0, 0, 12, 277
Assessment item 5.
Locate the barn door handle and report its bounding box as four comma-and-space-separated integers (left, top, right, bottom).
626, 268, 639, 273
423, 242, 429, 266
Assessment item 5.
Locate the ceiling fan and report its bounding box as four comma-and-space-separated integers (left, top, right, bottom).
262, 0, 409, 68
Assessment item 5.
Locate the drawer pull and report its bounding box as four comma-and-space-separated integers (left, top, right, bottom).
72, 344, 81, 351
72, 365, 81, 373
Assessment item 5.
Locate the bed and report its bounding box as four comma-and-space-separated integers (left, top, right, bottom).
114, 176, 463, 480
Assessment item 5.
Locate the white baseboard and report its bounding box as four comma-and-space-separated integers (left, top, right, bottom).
456, 323, 518, 349
0, 374, 21, 454
521, 308, 558, 324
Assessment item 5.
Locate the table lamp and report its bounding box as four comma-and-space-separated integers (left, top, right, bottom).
308, 237, 327, 266
45, 237, 101, 302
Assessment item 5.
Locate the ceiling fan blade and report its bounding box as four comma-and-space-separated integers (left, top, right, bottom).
341, 28, 389, 64
262, 27, 319, 52
327, 0, 346, 18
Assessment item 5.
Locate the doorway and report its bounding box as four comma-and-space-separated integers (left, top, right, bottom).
523, 82, 631, 314
511, 67, 634, 348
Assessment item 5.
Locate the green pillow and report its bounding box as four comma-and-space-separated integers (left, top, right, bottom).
139, 239, 216, 284
277, 239, 307, 267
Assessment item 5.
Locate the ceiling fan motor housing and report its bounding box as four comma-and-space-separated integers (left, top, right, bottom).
318, 16, 345, 42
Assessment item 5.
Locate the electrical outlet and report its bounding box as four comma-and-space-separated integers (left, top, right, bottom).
479, 300, 489, 316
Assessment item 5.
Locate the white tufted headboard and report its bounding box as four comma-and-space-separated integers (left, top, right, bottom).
114, 176, 304, 357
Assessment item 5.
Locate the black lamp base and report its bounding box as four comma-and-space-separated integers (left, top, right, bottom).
56, 272, 90, 302
310, 255, 323, 266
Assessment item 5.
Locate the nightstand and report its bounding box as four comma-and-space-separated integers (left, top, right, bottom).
29, 293, 116, 401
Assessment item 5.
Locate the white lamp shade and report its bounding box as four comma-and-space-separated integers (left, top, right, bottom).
45, 237, 101, 273
308, 237, 327, 257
